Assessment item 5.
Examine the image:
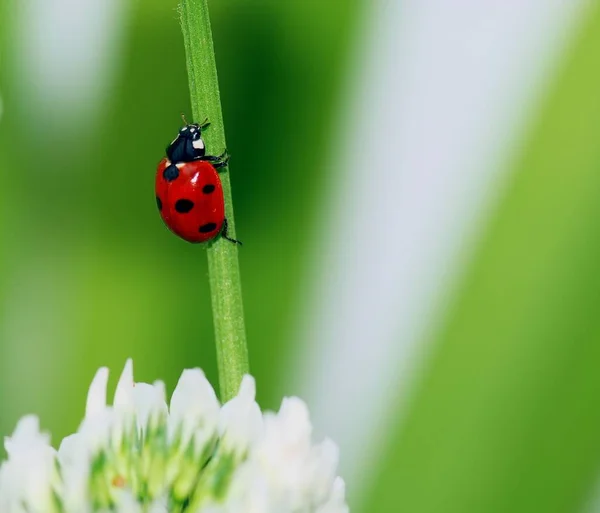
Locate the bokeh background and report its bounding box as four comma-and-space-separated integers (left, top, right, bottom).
2, 0, 600, 512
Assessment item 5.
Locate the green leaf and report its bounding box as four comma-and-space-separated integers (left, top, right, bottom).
367, 6, 600, 513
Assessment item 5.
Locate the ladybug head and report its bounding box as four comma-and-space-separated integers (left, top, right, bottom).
166, 118, 208, 163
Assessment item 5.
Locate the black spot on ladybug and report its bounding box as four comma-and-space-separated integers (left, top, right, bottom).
202, 184, 216, 194
199, 222, 217, 233
175, 199, 194, 213
156, 196, 162, 211
163, 164, 179, 182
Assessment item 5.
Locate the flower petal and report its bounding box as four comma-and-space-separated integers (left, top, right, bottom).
219, 375, 263, 455
1, 416, 59, 513
85, 366, 109, 417
316, 476, 349, 513
169, 368, 220, 445
133, 381, 167, 431
114, 358, 135, 411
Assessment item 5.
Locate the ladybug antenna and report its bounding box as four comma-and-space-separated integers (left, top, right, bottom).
181, 112, 188, 126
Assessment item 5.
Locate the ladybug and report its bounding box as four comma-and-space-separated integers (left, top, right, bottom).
155, 116, 241, 244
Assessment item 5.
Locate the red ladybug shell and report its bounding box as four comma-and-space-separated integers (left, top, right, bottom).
155, 158, 225, 243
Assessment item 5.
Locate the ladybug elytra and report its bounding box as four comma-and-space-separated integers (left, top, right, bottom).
155, 116, 240, 245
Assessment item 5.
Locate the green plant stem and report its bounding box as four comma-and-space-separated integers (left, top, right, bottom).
179, 0, 249, 402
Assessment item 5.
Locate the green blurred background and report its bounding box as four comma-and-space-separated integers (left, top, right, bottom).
2, 1, 600, 512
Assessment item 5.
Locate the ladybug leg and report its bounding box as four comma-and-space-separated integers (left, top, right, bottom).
221, 218, 242, 245
202, 149, 230, 171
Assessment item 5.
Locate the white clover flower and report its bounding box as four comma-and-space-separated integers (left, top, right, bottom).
0, 360, 349, 513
